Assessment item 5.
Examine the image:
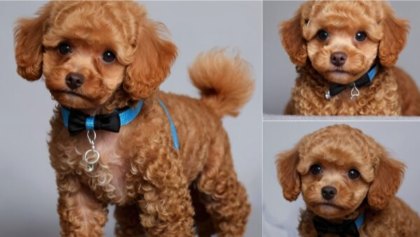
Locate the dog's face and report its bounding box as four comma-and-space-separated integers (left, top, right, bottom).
277, 125, 405, 220
304, 2, 382, 84
281, 1, 409, 85
297, 138, 371, 219
15, 1, 177, 110
42, 16, 127, 109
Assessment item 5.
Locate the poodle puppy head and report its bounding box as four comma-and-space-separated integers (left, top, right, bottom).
15, 1, 177, 110
277, 124, 405, 220
281, 1, 408, 85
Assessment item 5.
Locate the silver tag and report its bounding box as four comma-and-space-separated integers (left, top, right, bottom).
83, 130, 100, 172
350, 84, 360, 100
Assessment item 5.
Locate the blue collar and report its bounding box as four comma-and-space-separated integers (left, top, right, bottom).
61, 100, 144, 132
60, 99, 179, 150
325, 64, 379, 100
354, 212, 365, 230
313, 212, 365, 236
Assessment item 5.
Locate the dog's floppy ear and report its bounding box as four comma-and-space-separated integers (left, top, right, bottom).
276, 148, 301, 201
14, 2, 52, 81
124, 20, 177, 100
280, 5, 307, 66
367, 153, 405, 210
378, 3, 409, 67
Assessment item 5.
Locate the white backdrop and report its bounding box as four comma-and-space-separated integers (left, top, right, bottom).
263, 121, 420, 237
0, 1, 262, 236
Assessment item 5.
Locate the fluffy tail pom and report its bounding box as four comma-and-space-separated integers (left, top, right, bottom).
188, 49, 254, 117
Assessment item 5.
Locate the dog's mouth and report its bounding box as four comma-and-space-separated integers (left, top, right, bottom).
328, 69, 352, 75
318, 202, 341, 207
50, 90, 102, 110
310, 201, 357, 220
314, 202, 345, 211
52, 90, 91, 101
325, 69, 358, 85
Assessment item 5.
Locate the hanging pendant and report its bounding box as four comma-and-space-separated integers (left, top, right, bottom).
83, 130, 100, 172
350, 83, 360, 100
325, 90, 331, 100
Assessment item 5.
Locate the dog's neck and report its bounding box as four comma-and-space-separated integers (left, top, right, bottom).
298, 63, 379, 100
312, 212, 365, 237
79, 88, 139, 116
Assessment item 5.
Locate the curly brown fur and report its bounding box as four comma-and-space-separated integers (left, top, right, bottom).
276, 125, 420, 236
15, 1, 252, 236
281, 1, 420, 115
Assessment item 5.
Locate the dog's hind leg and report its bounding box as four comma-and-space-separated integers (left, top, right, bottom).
196, 145, 250, 237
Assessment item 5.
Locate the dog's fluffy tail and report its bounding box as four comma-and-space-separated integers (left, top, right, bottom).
188, 49, 254, 117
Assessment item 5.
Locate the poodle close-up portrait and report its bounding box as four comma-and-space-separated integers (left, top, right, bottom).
276, 124, 420, 236
275, 1, 420, 115
13, 1, 257, 237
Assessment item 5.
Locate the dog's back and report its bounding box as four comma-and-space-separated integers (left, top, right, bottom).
157, 50, 254, 180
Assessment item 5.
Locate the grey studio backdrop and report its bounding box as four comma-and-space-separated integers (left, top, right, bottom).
263, 121, 420, 237
263, 1, 420, 115
0, 1, 262, 237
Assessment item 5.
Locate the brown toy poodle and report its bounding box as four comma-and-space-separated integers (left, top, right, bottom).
281, 0, 420, 115
14, 1, 253, 237
277, 124, 420, 236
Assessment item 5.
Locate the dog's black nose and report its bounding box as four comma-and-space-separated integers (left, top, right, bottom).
65, 73, 85, 90
330, 52, 347, 67
321, 186, 337, 200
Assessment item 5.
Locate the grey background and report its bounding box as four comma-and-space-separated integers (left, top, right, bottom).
263, 121, 420, 237
0, 1, 262, 236
263, 1, 420, 115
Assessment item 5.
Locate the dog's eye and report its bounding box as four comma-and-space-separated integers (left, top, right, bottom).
316, 30, 329, 41
309, 164, 322, 175
102, 50, 116, 64
58, 42, 72, 55
348, 169, 360, 180
355, 31, 367, 41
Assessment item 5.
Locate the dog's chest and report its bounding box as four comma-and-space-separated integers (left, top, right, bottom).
75, 132, 133, 204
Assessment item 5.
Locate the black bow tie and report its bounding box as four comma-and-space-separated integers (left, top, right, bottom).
313, 216, 360, 237
67, 109, 121, 135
